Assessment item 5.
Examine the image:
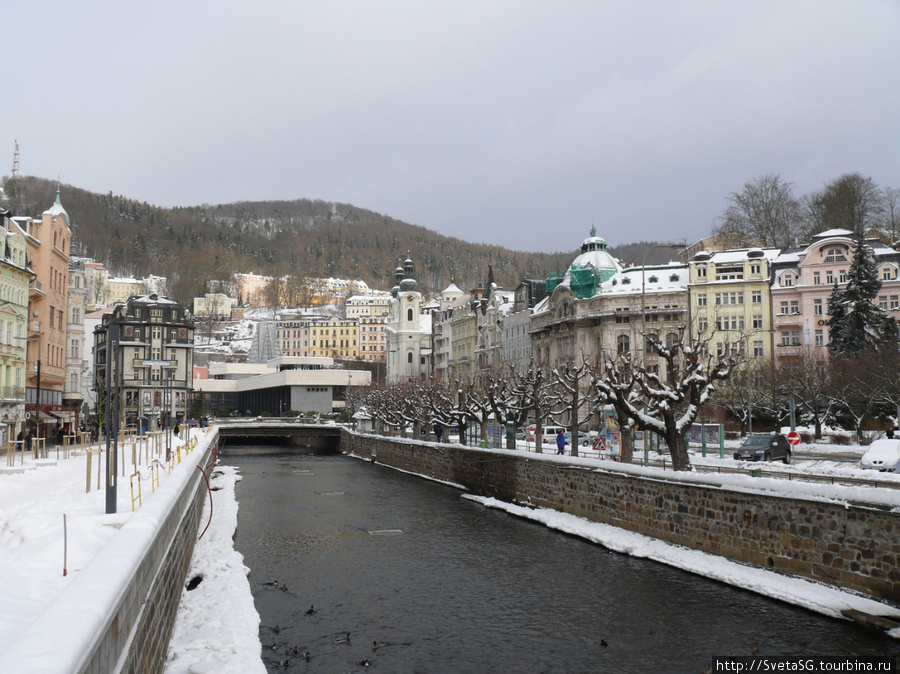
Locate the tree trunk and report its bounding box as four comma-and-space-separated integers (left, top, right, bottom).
666, 432, 692, 471
619, 425, 634, 463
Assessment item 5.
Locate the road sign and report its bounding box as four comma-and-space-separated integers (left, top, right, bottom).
787, 431, 801, 446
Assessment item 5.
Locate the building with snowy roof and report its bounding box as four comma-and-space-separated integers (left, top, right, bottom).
770, 230, 900, 364
688, 246, 781, 364
385, 256, 432, 383
93, 294, 194, 431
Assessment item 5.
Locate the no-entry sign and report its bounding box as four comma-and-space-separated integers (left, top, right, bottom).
787, 431, 801, 446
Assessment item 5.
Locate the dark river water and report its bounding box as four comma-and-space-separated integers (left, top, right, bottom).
224, 446, 900, 673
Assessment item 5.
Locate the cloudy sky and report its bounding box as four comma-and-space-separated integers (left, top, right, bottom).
3, 1, 898, 253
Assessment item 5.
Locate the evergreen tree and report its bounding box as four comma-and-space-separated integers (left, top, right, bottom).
827, 239, 894, 354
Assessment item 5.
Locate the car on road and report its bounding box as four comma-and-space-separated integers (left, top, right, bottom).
564, 432, 592, 447
733, 434, 792, 464
859, 438, 900, 472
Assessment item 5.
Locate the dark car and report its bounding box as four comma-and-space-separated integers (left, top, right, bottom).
733, 434, 792, 464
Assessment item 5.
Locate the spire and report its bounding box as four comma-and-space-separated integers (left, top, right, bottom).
55, 180, 62, 206
485, 253, 495, 299
590, 223, 596, 237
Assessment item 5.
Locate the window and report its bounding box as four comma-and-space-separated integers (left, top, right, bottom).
892, 296, 900, 311
697, 294, 707, 307
814, 299, 823, 316
813, 271, 821, 285
880, 296, 889, 310
751, 291, 762, 304
790, 300, 799, 314
752, 315, 763, 329
697, 266, 707, 278
698, 317, 708, 333
791, 330, 800, 346
780, 301, 789, 315
825, 247, 847, 263
782, 274, 793, 287
750, 263, 761, 275
753, 341, 764, 357
616, 334, 630, 354
883, 266, 895, 281
70, 340, 79, 358
839, 270, 848, 284
407, 308, 413, 321
815, 330, 824, 346
781, 331, 790, 346
407, 352, 413, 363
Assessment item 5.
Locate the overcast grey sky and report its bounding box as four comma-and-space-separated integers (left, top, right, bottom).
3, 1, 898, 253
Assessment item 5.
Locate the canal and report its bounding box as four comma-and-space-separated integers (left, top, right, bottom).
225, 446, 900, 673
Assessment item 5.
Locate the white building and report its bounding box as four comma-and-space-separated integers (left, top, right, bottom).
385, 256, 432, 383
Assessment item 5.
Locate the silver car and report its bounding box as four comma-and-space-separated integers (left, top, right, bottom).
859, 439, 900, 472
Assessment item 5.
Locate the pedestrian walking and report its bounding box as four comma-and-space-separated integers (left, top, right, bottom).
556, 430, 566, 455
888, 426, 895, 439
434, 422, 444, 443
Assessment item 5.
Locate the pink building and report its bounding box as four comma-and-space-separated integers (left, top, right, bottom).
770, 229, 900, 363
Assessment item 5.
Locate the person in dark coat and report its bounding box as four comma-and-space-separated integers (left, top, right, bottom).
15, 430, 23, 451
24, 430, 33, 453
434, 422, 444, 443
556, 430, 566, 455
888, 426, 895, 439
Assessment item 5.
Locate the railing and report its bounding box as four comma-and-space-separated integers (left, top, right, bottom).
0, 386, 25, 401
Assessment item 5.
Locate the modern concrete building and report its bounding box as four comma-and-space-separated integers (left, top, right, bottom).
192, 356, 371, 416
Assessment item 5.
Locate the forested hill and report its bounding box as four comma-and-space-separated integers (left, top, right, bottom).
1, 176, 668, 306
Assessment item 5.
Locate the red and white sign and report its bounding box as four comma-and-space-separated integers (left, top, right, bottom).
787, 431, 801, 446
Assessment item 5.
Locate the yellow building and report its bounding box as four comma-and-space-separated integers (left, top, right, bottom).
688, 247, 780, 362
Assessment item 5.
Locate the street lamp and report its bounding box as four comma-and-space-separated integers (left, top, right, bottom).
639, 242, 685, 465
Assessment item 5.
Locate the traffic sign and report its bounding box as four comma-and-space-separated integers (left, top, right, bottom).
787, 431, 801, 446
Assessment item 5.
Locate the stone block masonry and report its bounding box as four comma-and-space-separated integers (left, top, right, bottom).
344, 431, 900, 604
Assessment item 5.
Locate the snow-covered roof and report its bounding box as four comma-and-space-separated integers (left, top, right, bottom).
705, 248, 780, 264
813, 228, 854, 238
598, 264, 688, 296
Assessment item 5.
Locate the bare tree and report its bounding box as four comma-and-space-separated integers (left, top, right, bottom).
712, 358, 769, 437
878, 186, 900, 244
714, 174, 801, 248
803, 173, 883, 238
593, 329, 733, 471
549, 361, 593, 456
776, 348, 832, 439
591, 354, 640, 463
508, 361, 561, 452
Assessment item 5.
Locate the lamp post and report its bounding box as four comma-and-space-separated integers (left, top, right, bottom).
640, 242, 685, 465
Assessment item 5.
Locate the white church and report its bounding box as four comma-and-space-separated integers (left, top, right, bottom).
385, 256, 432, 383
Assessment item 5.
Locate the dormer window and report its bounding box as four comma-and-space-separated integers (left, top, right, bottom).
824, 247, 847, 263
648, 275, 658, 283
782, 274, 794, 287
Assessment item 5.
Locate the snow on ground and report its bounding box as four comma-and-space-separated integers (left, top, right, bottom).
2, 430, 900, 672
164, 465, 265, 674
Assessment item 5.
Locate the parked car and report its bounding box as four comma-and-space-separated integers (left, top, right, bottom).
564, 432, 592, 447
733, 434, 792, 464
515, 427, 527, 440
859, 439, 900, 472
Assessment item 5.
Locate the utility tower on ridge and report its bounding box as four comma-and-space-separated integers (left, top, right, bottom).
11, 140, 20, 178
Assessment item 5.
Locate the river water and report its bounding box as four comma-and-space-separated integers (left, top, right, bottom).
225, 446, 900, 673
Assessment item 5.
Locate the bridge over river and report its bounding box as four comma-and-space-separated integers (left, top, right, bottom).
216, 420, 342, 452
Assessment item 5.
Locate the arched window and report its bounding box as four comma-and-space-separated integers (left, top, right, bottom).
407, 308, 413, 321
616, 334, 630, 354
407, 352, 413, 364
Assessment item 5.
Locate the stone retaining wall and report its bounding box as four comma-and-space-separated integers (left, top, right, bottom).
343, 431, 900, 603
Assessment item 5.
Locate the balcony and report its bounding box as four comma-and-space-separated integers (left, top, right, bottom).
0, 386, 26, 402
29, 281, 44, 298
